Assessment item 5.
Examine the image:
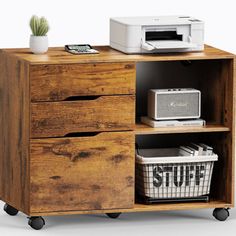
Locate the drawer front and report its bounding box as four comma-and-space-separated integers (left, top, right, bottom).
30, 132, 134, 213
30, 63, 135, 102
31, 95, 135, 138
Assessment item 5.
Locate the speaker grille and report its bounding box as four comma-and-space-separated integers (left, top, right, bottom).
156, 93, 200, 118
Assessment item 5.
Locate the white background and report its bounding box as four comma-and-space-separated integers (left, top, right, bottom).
1, 0, 236, 235
0, 0, 236, 54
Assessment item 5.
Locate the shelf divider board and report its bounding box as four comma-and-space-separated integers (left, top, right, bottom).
135, 123, 230, 135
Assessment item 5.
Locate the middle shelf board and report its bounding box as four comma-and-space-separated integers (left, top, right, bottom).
134, 123, 230, 135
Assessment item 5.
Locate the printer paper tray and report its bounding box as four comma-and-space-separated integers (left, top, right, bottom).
146, 40, 196, 50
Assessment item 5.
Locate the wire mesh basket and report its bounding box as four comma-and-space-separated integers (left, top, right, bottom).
136, 148, 218, 203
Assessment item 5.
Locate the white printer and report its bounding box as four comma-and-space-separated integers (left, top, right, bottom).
110, 16, 204, 54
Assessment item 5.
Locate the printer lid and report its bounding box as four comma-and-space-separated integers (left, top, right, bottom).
111, 15, 203, 26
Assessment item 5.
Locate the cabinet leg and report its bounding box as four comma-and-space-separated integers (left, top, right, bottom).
106, 213, 122, 219
3, 203, 19, 216
213, 208, 230, 221
28, 216, 45, 230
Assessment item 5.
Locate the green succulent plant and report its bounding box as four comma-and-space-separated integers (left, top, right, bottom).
30, 15, 49, 36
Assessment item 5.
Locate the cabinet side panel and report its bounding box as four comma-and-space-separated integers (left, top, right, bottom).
229, 58, 236, 205
0, 51, 3, 199
233, 58, 236, 205
223, 59, 235, 205
0, 51, 30, 214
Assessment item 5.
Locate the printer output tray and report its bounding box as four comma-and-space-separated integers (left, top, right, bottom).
146, 40, 196, 50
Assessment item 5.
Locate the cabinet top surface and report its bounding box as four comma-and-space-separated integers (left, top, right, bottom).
1, 45, 234, 65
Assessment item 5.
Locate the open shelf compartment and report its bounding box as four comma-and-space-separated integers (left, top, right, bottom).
136, 58, 234, 131
135, 131, 234, 206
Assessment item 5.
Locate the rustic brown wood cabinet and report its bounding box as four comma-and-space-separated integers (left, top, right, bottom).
0, 45, 235, 229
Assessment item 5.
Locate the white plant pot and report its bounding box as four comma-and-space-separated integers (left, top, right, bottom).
30, 35, 48, 54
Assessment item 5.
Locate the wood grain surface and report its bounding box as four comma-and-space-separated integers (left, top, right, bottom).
30, 132, 134, 213
0, 50, 30, 214
29, 201, 232, 216
31, 95, 135, 138
135, 123, 230, 135
223, 59, 235, 204
30, 62, 135, 102
1, 45, 234, 65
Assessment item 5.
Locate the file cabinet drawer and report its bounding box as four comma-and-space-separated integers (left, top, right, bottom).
30, 132, 134, 213
31, 95, 135, 138
30, 63, 135, 102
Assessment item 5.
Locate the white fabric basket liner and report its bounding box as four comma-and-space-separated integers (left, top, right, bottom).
136, 148, 218, 164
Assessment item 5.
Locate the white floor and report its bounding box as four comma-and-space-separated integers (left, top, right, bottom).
0, 201, 235, 236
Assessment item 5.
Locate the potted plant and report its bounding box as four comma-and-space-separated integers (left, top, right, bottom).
29, 15, 49, 54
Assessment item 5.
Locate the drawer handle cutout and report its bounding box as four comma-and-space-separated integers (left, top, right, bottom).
64, 95, 101, 101
64, 132, 101, 137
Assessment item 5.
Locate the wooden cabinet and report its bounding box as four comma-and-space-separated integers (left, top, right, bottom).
0, 45, 235, 227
